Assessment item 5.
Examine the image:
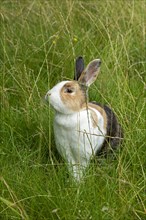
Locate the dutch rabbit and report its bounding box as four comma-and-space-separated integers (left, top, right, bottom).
45, 57, 123, 180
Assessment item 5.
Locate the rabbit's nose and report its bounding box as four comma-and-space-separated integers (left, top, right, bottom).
45, 92, 51, 101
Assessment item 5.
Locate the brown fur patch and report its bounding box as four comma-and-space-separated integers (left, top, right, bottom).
88, 103, 107, 129
60, 81, 85, 112
60, 81, 107, 129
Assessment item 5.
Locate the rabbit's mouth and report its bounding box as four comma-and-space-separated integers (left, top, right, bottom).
45, 92, 51, 102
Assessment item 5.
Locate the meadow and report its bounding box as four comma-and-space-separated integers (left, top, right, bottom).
0, 0, 146, 219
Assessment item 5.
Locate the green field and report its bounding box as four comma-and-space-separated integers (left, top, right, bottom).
1, 1, 146, 219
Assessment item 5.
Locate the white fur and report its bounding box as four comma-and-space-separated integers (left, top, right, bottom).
54, 108, 106, 180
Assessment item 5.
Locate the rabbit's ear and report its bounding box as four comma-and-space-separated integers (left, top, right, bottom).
78, 59, 101, 86
74, 56, 84, 80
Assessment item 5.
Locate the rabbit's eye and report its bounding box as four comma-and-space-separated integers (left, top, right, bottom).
65, 88, 74, 93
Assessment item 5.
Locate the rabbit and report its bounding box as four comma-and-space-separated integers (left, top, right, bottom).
45, 57, 123, 181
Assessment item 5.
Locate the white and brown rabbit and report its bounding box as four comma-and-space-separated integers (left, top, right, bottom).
45, 57, 123, 180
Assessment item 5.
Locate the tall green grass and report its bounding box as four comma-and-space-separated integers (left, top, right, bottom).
1, 1, 145, 219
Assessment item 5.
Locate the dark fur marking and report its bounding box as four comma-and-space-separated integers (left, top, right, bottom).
74, 56, 84, 81
90, 101, 123, 155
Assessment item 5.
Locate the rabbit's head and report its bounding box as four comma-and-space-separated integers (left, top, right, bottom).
45, 57, 101, 114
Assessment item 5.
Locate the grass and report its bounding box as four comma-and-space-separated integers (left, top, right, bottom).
0, 0, 146, 219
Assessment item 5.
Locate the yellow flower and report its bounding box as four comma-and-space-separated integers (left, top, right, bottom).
73, 37, 78, 42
